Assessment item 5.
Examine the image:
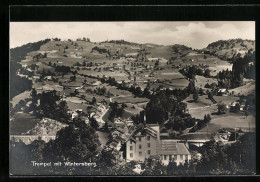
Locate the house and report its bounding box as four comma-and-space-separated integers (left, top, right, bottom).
125, 52, 138, 58
230, 101, 245, 111
70, 109, 83, 119
217, 88, 229, 96
33, 76, 40, 80
156, 140, 191, 165
126, 122, 191, 165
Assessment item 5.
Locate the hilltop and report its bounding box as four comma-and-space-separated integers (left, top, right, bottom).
202, 39, 255, 61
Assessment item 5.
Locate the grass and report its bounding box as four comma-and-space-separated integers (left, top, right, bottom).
185, 95, 239, 119
195, 75, 218, 89
102, 109, 135, 122
199, 112, 255, 133
146, 45, 176, 60
112, 95, 149, 104
66, 100, 92, 113
229, 80, 255, 96
11, 91, 31, 107
96, 131, 110, 146
10, 113, 41, 135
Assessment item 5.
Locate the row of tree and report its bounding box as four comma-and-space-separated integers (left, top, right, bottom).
10, 131, 255, 175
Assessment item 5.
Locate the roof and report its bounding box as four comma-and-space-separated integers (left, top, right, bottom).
117, 127, 126, 134
178, 133, 211, 140
135, 126, 158, 138
230, 101, 239, 106
218, 89, 228, 92
156, 140, 190, 155
109, 141, 118, 148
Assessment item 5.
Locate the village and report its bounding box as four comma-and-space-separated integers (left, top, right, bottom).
10, 37, 255, 175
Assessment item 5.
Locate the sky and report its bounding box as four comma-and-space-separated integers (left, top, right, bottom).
10, 21, 255, 49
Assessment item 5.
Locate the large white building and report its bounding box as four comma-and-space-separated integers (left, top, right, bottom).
126, 124, 191, 165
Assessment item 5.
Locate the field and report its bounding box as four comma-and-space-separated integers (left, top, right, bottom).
10, 113, 41, 135
112, 95, 149, 104
229, 80, 255, 96
11, 38, 256, 143
184, 93, 255, 134
195, 75, 218, 89
185, 95, 239, 119
102, 109, 135, 122
97, 131, 110, 146
11, 91, 31, 107
199, 112, 255, 133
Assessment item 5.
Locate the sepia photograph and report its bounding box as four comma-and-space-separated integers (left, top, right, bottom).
9, 21, 256, 176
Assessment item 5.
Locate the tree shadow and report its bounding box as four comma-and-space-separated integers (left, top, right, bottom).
187, 100, 196, 103
211, 112, 225, 115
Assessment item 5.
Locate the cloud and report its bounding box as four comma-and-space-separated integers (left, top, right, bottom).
10, 21, 255, 49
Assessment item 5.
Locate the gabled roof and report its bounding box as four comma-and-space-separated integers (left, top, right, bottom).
178, 133, 211, 140
156, 140, 190, 155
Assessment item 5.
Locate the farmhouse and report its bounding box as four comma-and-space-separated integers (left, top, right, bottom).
44, 76, 52, 81
217, 88, 229, 96
125, 52, 138, 58
230, 101, 245, 111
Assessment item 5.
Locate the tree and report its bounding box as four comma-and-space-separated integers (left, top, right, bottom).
199, 88, 204, 95
81, 95, 86, 100
187, 80, 196, 94
92, 97, 96, 105
143, 87, 150, 98
97, 146, 119, 168
135, 87, 143, 97
30, 88, 38, 114
104, 122, 109, 132
217, 102, 228, 114
208, 91, 213, 100
204, 69, 211, 77
231, 103, 241, 113
193, 90, 199, 102
90, 117, 99, 130
245, 111, 249, 118
57, 100, 71, 123
146, 91, 177, 124
203, 114, 211, 123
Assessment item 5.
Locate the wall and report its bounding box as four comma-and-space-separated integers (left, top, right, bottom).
126, 134, 157, 162
10, 135, 56, 145
160, 154, 191, 166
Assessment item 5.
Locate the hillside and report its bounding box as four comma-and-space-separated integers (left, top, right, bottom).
202, 39, 255, 61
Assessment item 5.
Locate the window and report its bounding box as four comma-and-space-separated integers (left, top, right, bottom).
139, 137, 141, 142
164, 155, 167, 160
180, 155, 183, 160
148, 150, 151, 154
130, 153, 133, 158
130, 146, 133, 150
139, 151, 142, 156
139, 144, 142, 149
130, 140, 133, 144
147, 143, 150, 147
147, 136, 150, 140
169, 155, 172, 160
174, 155, 177, 159
186, 155, 189, 160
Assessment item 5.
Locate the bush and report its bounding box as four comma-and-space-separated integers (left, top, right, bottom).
217, 102, 228, 114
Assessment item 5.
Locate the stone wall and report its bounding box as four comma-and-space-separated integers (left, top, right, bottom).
10, 135, 56, 145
